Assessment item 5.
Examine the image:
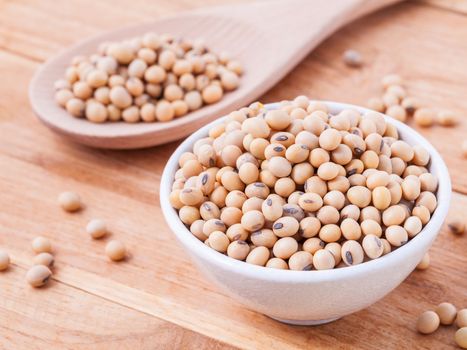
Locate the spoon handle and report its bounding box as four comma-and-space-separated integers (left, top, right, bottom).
199, 0, 404, 51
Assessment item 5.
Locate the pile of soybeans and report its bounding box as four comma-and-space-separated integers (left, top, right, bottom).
169, 97, 438, 271
54, 33, 242, 123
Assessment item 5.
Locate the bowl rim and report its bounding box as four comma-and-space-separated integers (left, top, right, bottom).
160, 101, 451, 283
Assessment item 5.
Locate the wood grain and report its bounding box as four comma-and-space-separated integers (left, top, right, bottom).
0, 262, 235, 349
0, 0, 466, 349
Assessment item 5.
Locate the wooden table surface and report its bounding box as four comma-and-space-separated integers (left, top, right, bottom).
0, 0, 466, 349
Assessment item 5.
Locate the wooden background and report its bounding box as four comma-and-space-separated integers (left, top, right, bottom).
0, 0, 466, 349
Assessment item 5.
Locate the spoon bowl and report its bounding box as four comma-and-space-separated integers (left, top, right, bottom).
29, 0, 401, 149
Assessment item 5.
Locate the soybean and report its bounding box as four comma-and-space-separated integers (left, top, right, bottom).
416, 311, 440, 334
209, 231, 230, 253
448, 219, 465, 235
32, 237, 52, 254
273, 237, 298, 259
33, 252, 55, 268
105, 240, 127, 261
362, 234, 383, 259
435, 302, 457, 325
313, 249, 335, 270
385, 225, 408, 247
303, 237, 325, 254
58, 191, 82, 212
241, 210, 265, 232
341, 240, 364, 266
246, 246, 270, 266
298, 193, 323, 212
272, 216, 299, 237
251, 229, 278, 248
325, 242, 342, 265
26, 265, 52, 288
86, 219, 108, 239
288, 251, 313, 270
266, 258, 288, 269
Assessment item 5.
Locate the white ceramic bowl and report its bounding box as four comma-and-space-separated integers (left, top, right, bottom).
160, 101, 451, 325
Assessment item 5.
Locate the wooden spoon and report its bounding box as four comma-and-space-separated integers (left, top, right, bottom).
29, 0, 401, 149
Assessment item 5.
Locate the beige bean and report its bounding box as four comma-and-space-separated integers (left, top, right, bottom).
415, 192, 437, 213
361, 219, 383, 238
340, 218, 362, 240
319, 224, 341, 243
273, 237, 298, 259
33, 252, 55, 268
413, 205, 431, 225
58, 191, 82, 212
340, 204, 360, 221
325, 242, 342, 265
412, 145, 430, 166
309, 148, 330, 168
250, 229, 278, 248
268, 156, 292, 178
272, 216, 299, 237
404, 216, 423, 238
303, 237, 325, 254
313, 249, 335, 270
341, 240, 364, 266
298, 193, 323, 212
289, 251, 314, 271
385, 225, 408, 247
382, 205, 406, 226
304, 176, 327, 197
266, 257, 289, 270
381, 238, 392, 255
416, 311, 440, 334
86, 219, 108, 239
26, 265, 52, 287
448, 219, 465, 235
414, 108, 435, 127
32, 237, 52, 254
209, 231, 230, 253
370, 186, 390, 211
366, 171, 389, 190
347, 186, 371, 208
246, 246, 270, 266
242, 197, 264, 213
299, 217, 321, 239
419, 173, 438, 192
435, 302, 457, 326
225, 223, 249, 242
317, 162, 340, 181
241, 210, 265, 232
391, 140, 414, 162
265, 109, 291, 130
319, 128, 342, 151
362, 234, 384, 259
105, 240, 127, 261
401, 175, 421, 201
